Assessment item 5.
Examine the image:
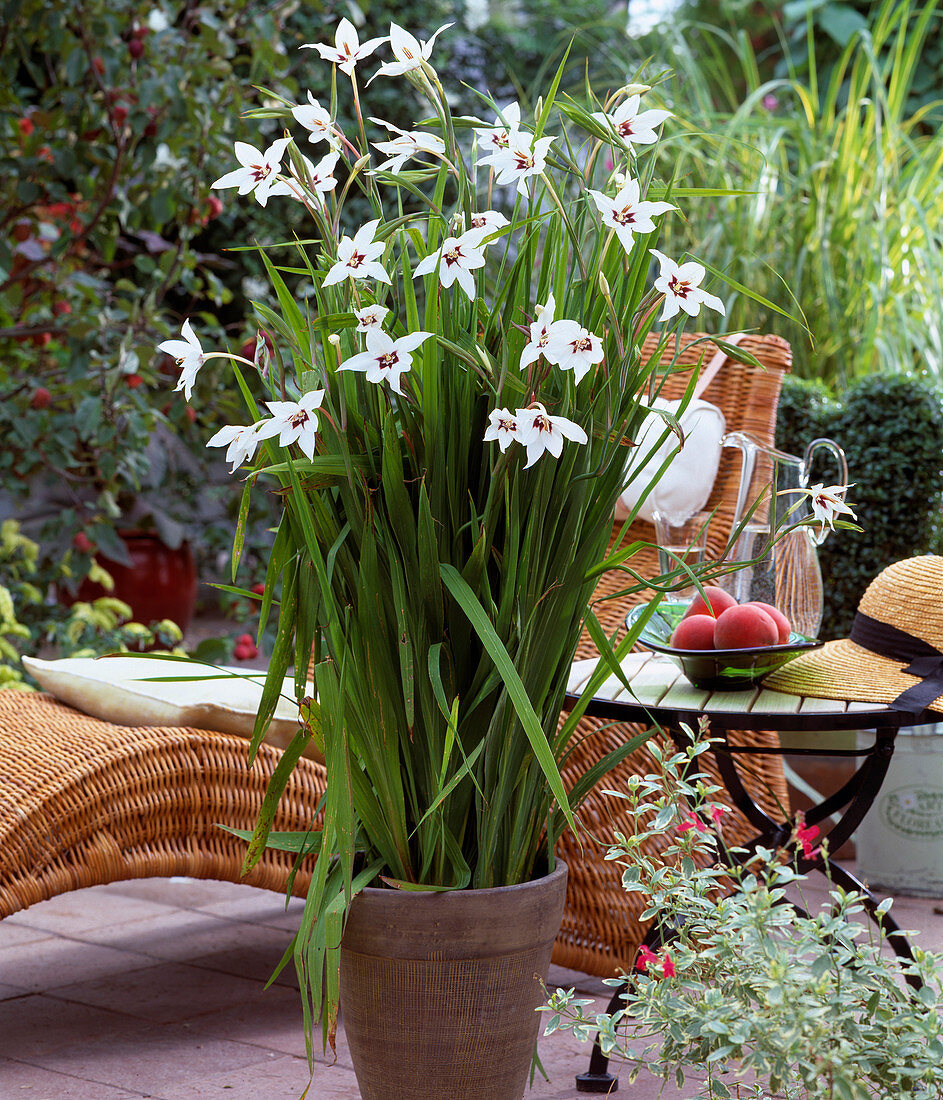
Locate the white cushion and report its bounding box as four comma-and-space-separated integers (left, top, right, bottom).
22, 656, 322, 761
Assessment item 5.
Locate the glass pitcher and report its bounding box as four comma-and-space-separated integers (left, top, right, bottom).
718, 432, 849, 638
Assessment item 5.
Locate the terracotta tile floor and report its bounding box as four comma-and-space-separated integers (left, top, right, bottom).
1, 868, 941, 1099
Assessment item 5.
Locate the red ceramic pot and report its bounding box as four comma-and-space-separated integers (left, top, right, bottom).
73, 531, 198, 632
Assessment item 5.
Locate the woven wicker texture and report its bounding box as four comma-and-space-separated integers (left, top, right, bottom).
553, 331, 793, 977
0, 691, 325, 919
766, 555, 943, 710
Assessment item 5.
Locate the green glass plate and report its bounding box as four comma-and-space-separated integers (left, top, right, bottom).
626, 601, 823, 691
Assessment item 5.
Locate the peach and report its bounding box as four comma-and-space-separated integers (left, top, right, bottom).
670, 614, 716, 650
713, 604, 779, 649
684, 585, 737, 620
743, 601, 791, 644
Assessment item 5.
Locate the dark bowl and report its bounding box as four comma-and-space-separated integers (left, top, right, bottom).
626, 601, 823, 690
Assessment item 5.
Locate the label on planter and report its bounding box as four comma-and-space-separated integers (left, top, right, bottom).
881, 786, 943, 839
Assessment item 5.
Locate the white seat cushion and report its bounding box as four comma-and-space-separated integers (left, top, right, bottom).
22, 655, 322, 761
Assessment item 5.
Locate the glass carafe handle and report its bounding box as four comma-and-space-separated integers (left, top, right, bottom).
800, 438, 849, 547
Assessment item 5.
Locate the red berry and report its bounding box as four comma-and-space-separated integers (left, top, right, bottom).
73, 532, 94, 553
128, 38, 145, 59
12, 222, 30, 242
185, 406, 197, 424
30, 387, 52, 410
31, 332, 52, 347
206, 195, 223, 220
144, 120, 158, 138
132, 26, 149, 40
113, 105, 128, 126
126, 373, 144, 388
251, 583, 266, 596
92, 57, 105, 75
237, 633, 254, 645
233, 644, 251, 660
52, 300, 72, 316
18, 117, 34, 137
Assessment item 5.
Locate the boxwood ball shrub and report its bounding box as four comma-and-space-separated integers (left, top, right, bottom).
777, 373, 943, 639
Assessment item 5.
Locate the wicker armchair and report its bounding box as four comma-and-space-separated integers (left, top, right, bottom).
552, 331, 793, 977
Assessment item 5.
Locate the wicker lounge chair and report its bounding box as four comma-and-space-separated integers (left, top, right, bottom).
1, 332, 790, 971
0, 690, 323, 918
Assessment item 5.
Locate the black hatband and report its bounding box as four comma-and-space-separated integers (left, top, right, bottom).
850, 610, 943, 715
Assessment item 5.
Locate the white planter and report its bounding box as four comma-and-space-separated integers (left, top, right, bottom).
856, 724, 943, 896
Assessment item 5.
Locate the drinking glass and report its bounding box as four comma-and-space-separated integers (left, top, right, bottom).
653, 510, 710, 600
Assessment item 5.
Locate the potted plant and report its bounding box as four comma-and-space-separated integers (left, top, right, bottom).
158, 18, 768, 1097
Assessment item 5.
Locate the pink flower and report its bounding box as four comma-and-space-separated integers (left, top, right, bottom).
636, 945, 675, 978
677, 811, 708, 834
795, 817, 821, 860
709, 804, 726, 825
636, 945, 658, 972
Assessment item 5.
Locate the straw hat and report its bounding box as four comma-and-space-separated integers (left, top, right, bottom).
765, 556, 943, 715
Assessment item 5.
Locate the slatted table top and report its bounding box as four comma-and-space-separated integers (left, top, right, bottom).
565, 650, 935, 732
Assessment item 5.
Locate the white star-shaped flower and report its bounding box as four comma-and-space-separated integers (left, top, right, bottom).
370, 119, 446, 174
206, 422, 262, 474
474, 102, 522, 156
374, 21, 453, 79
157, 319, 206, 401
519, 294, 559, 371
354, 304, 390, 332
291, 93, 342, 151
253, 391, 325, 461
278, 150, 339, 203
807, 484, 856, 533
322, 219, 391, 287
300, 17, 387, 75
515, 404, 588, 468
338, 329, 433, 394
545, 320, 604, 384
469, 209, 510, 234
483, 407, 522, 453
592, 94, 671, 148
211, 138, 292, 207
485, 130, 554, 197
650, 249, 726, 321
587, 179, 674, 254
413, 227, 488, 301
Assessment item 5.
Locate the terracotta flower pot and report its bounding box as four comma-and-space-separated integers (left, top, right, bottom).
74, 531, 198, 632
339, 860, 567, 1100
